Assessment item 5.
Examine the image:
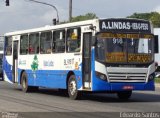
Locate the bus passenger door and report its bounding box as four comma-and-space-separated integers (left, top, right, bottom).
82, 33, 92, 89
12, 40, 18, 83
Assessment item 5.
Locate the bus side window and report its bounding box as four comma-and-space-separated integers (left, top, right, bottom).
53, 30, 65, 53
5, 37, 12, 55
29, 33, 39, 54
40, 31, 52, 54
67, 28, 81, 52
20, 34, 28, 55
0, 38, 4, 51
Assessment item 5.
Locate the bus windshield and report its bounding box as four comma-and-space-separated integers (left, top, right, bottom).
96, 33, 154, 64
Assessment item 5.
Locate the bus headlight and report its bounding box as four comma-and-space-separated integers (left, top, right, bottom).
96, 71, 107, 81
148, 73, 155, 81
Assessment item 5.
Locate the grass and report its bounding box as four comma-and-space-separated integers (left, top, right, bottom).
155, 78, 160, 83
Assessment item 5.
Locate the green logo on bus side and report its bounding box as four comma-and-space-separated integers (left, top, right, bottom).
31, 55, 39, 71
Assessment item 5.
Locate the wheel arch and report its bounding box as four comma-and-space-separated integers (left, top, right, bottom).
66, 71, 75, 89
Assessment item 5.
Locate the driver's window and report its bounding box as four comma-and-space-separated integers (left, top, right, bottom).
96, 38, 105, 61
111, 38, 124, 52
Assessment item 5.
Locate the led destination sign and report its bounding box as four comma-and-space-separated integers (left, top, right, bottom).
100, 19, 151, 33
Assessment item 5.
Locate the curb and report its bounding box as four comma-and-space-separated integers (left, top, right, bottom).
155, 84, 160, 88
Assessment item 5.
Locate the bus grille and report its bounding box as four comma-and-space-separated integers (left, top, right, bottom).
108, 73, 146, 82
107, 67, 147, 83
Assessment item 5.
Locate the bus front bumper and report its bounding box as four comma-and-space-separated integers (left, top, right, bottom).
110, 80, 155, 91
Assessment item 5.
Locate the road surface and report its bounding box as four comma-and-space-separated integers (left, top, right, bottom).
0, 81, 160, 118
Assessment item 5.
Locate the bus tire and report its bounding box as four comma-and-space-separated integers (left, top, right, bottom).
67, 75, 81, 100
21, 72, 31, 93
117, 91, 132, 100
1, 74, 4, 81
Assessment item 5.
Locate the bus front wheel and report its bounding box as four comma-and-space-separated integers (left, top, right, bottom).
117, 91, 132, 100
67, 75, 81, 100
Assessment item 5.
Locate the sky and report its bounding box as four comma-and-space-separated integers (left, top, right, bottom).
0, 0, 160, 35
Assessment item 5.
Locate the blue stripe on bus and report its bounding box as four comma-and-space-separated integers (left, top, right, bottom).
18, 69, 83, 89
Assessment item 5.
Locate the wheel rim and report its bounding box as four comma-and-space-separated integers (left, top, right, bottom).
69, 79, 77, 95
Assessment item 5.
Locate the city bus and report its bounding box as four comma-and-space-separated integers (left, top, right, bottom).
3, 18, 155, 100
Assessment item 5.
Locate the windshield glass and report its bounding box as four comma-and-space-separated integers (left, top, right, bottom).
96, 33, 154, 64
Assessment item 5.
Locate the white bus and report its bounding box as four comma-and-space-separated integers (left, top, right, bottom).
3, 18, 155, 100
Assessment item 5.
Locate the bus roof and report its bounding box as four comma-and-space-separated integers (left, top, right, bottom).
4, 18, 151, 36
4, 19, 99, 36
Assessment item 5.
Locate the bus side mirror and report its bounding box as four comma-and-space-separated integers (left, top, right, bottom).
154, 35, 159, 53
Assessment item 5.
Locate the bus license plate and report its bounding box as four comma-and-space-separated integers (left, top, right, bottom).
123, 86, 134, 90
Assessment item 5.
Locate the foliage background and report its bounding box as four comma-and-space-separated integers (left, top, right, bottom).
67, 12, 160, 28
127, 12, 160, 28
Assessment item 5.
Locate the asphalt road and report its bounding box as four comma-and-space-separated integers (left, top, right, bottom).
0, 81, 160, 118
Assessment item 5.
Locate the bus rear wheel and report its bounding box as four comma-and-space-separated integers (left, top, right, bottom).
21, 72, 35, 92
21, 72, 39, 92
67, 75, 81, 100
117, 91, 132, 100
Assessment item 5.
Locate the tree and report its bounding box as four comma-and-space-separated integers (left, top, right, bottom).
61, 13, 98, 24
127, 12, 160, 27
71, 13, 98, 22
149, 12, 160, 28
